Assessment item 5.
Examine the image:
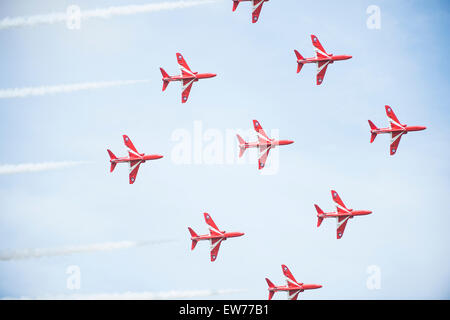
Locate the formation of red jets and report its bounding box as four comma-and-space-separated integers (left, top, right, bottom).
104, 3, 427, 300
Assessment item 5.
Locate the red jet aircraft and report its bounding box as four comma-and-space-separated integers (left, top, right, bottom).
294, 34, 352, 85
160, 53, 216, 103
188, 213, 244, 262
236, 120, 294, 170
315, 190, 372, 239
232, 0, 269, 23
314, 190, 372, 239
265, 265, 322, 300
369, 105, 427, 155
107, 135, 163, 184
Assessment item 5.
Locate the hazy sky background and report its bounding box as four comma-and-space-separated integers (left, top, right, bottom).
0, 0, 449, 299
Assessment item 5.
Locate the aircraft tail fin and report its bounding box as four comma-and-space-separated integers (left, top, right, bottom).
162, 80, 169, 91
294, 50, 304, 61
294, 50, 304, 73
160, 67, 169, 78
232, 0, 240, 12
314, 204, 324, 227
188, 227, 199, 250
368, 120, 378, 143
236, 134, 247, 158
107, 149, 118, 172
107, 149, 117, 160
160, 68, 170, 91
265, 278, 275, 300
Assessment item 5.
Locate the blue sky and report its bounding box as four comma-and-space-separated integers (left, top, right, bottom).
0, 0, 449, 299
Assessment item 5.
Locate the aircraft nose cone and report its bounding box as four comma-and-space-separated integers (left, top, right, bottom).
347, 55, 353, 59
305, 284, 322, 290
156, 155, 164, 159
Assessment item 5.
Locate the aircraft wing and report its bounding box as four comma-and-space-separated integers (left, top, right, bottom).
390, 132, 404, 155
176, 53, 194, 77
331, 190, 351, 214
282, 264, 302, 287
252, 0, 265, 23
258, 145, 271, 170
316, 61, 331, 85
337, 215, 350, 239
181, 78, 195, 103
311, 35, 330, 59
129, 160, 142, 184
204, 212, 223, 236
123, 135, 140, 158
288, 290, 301, 300
253, 120, 271, 145
385, 105, 405, 130
210, 237, 224, 262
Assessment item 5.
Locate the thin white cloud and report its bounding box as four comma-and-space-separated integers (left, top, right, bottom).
3, 289, 246, 300
0, 161, 90, 175
0, 80, 150, 99
0, 0, 219, 30
0, 240, 174, 261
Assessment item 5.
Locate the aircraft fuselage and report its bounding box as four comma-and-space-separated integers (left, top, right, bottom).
318, 210, 372, 219
163, 72, 217, 82
370, 126, 427, 135
241, 139, 294, 149
191, 232, 245, 242
111, 154, 164, 164
269, 284, 322, 293
298, 54, 352, 64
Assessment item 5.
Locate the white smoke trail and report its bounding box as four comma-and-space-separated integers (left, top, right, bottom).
0, 161, 90, 175
0, 240, 174, 261
0, 0, 219, 30
3, 289, 246, 300
0, 80, 150, 99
